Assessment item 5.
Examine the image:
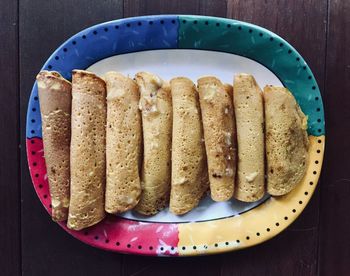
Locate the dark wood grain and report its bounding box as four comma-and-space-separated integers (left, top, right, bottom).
319, 0, 350, 275
19, 1, 124, 275
0, 0, 20, 275
224, 0, 328, 275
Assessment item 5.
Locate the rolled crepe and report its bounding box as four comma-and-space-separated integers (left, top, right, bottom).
67, 70, 106, 230
233, 74, 265, 202
198, 76, 237, 201
104, 72, 142, 214
170, 77, 208, 215
134, 72, 172, 215
36, 71, 71, 221
264, 86, 309, 195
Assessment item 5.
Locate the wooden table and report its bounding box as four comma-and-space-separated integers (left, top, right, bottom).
1, 0, 349, 275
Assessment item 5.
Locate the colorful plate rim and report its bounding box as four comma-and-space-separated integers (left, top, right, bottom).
26, 15, 325, 256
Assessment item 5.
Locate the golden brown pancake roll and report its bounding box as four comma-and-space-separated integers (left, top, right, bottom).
134, 72, 172, 215
233, 74, 265, 202
198, 76, 237, 201
36, 71, 71, 221
67, 70, 106, 230
264, 86, 309, 196
170, 77, 208, 215
104, 72, 142, 214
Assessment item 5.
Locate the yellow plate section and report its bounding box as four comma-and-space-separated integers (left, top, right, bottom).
178, 135, 324, 256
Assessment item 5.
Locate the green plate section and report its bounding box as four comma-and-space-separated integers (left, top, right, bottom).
178, 15, 324, 136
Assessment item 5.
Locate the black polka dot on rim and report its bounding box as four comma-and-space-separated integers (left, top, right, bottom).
34, 96, 38, 100
276, 222, 280, 226
127, 244, 131, 248
317, 108, 321, 112
31, 119, 35, 123
279, 43, 284, 47
171, 20, 176, 24
216, 23, 220, 27
288, 50, 292, 54
104, 27, 108, 32
238, 26, 242, 30
63, 48, 67, 52
31, 130, 35, 134
160, 20, 164, 24
318, 139, 322, 143
93, 30, 97, 35
248, 29, 252, 33
182, 246, 186, 250
303, 66, 307, 70
296, 57, 300, 61
205, 21, 209, 25
115, 25, 119, 29
256, 232, 260, 236
313, 171, 317, 175
94, 236, 98, 240
43, 194, 47, 199
227, 24, 231, 28
35, 173, 39, 178
214, 243, 218, 247
105, 239, 109, 243
160, 247, 164, 251
312, 86, 316, 90
126, 23, 131, 27
149, 246, 153, 250
138, 22, 142, 26
82, 35, 86, 39
33, 162, 37, 166
269, 37, 273, 41
38, 184, 43, 188
31, 140, 35, 144
310, 181, 314, 185
49, 204, 52, 208
31, 151, 35, 155
182, 20, 186, 24
84, 231, 89, 236
317, 149, 321, 153
171, 246, 175, 250
236, 240, 240, 243
193, 246, 197, 250
299, 201, 303, 204
225, 242, 229, 245
259, 33, 263, 36
116, 242, 120, 246
246, 236, 250, 240
305, 191, 309, 195
266, 228, 270, 232
32, 107, 36, 111
317, 119, 321, 122
55, 56, 59, 60
284, 216, 288, 220
308, 76, 312, 80
48, 65, 52, 69
138, 245, 142, 249
72, 41, 76, 45
315, 160, 319, 164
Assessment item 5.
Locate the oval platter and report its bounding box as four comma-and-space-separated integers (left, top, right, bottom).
26, 15, 325, 256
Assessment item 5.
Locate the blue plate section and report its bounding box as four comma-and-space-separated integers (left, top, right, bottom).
26, 15, 179, 139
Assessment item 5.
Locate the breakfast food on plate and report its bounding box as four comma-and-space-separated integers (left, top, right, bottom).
67, 70, 106, 230
233, 74, 265, 202
35, 68, 311, 227
263, 86, 309, 196
134, 72, 172, 215
198, 76, 237, 201
36, 71, 72, 221
104, 72, 142, 214
169, 77, 209, 215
